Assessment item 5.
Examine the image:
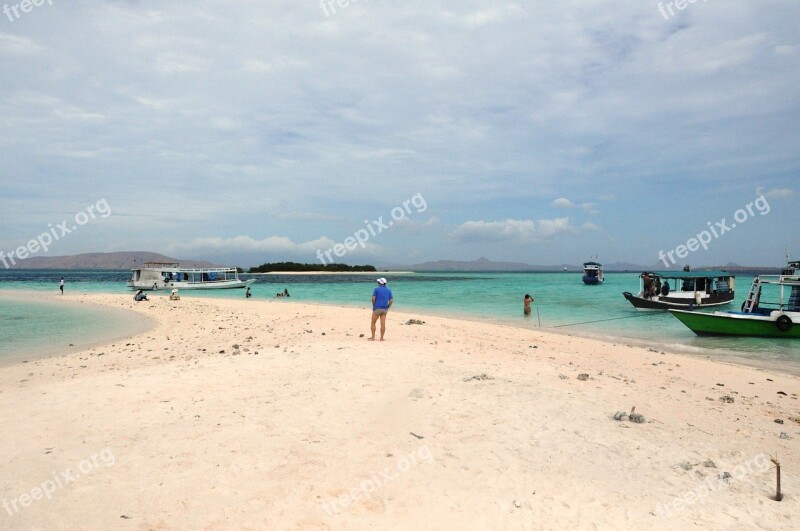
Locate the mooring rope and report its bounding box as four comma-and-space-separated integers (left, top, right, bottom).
551, 313, 656, 328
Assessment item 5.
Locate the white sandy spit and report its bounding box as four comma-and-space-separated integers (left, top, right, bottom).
0, 292, 797, 530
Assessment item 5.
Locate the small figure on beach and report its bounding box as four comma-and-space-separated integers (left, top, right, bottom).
169, 288, 180, 301
276, 292, 282, 298
134, 289, 148, 302
59, 277, 64, 295
369, 277, 393, 341
283, 288, 290, 298
245, 287, 251, 298
523, 294, 534, 316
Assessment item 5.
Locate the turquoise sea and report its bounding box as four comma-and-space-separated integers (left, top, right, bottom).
1, 269, 798, 372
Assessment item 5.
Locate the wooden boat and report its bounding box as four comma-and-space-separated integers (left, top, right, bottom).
670, 262, 800, 337
126, 262, 255, 291
623, 267, 734, 311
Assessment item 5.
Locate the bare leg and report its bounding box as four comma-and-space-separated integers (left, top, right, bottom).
369, 312, 379, 340
379, 313, 387, 340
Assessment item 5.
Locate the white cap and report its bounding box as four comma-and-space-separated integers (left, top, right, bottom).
376, 278, 387, 285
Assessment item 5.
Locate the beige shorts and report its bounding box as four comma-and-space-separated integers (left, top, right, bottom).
373, 308, 388, 316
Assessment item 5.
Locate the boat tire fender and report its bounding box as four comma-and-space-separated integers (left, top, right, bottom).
776, 315, 792, 332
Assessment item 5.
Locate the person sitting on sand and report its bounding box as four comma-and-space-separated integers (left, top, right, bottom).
523, 294, 534, 316
134, 290, 148, 302
169, 289, 180, 301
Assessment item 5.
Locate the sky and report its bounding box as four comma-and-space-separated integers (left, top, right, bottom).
1, 0, 798, 269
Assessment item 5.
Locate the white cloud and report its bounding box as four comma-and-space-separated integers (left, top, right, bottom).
172, 235, 334, 254
551, 197, 598, 215
551, 197, 575, 208
452, 218, 575, 244
757, 187, 793, 199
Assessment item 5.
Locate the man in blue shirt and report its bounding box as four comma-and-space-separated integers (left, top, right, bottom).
369, 277, 393, 341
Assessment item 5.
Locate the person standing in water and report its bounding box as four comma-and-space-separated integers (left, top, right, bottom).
369, 278, 393, 341
523, 294, 534, 316
59, 277, 64, 295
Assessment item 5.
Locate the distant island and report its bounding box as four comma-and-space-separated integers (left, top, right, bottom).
249, 262, 377, 273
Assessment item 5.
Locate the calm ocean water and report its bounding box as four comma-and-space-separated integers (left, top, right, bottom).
1, 269, 798, 371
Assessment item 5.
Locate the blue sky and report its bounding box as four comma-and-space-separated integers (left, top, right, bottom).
0, 1, 797, 268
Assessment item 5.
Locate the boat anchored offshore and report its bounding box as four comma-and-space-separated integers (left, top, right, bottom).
582, 261, 604, 285
126, 262, 255, 291
623, 267, 735, 311
669, 264, 800, 338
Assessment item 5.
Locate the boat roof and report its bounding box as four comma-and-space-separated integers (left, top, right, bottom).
583, 261, 602, 266
649, 270, 733, 279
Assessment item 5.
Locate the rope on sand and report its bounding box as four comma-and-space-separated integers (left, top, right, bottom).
552, 313, 655, 328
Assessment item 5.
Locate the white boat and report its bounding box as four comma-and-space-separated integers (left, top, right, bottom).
126, 262, 255, 291
582, 261, 604, 285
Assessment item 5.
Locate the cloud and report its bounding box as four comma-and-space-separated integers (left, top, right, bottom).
171, 235, 335, 254
551, 197, 576, 208
452, 218, 575, 244
551, 197, 599, 215
757, 187, 793, 199
392, 216, 439, 235
581, 221, 601, 231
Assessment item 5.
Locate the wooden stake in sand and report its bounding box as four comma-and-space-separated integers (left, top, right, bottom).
771, 456, 783, 502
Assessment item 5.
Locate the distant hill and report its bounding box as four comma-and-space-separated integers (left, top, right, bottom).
402, 257, 781, 273
407, 257, 605, 272
6, 252, 221, 270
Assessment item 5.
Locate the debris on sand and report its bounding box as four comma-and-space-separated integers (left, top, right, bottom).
613, 406, 646, 424
464, 374, 493, 382
405, 319, 426, 325
719, 395, 734, 403
577, 373, 589, 381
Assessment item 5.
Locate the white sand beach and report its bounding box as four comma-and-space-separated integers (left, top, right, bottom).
1, 292, 798, 530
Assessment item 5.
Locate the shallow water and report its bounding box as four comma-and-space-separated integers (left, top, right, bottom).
0, 291, 151, 365
0, 269, 797, 371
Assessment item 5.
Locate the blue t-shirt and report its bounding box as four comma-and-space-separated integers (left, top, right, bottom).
372, 285, 393, 310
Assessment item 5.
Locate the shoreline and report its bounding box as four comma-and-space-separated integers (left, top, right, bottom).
0, 290, 154, 367
279, 296, 800, 378
247, 271, 416, 275
1, 287, 797, 377
1, 293, 797, 528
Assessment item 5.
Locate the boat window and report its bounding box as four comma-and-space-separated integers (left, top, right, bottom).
789, 286, 800, 312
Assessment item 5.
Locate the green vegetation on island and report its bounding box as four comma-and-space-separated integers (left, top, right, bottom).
248, 262, 377, 273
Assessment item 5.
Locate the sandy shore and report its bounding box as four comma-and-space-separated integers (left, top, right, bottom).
1, 293, 798, 529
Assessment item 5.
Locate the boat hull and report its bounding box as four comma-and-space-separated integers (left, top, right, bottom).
623, 291, 733, 311
669, 310, 800, 338
127, 278, 255, 291
582, 276, 603, 285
